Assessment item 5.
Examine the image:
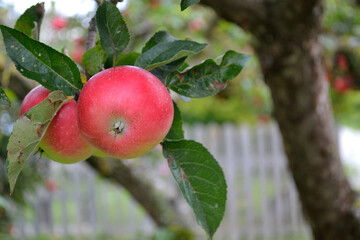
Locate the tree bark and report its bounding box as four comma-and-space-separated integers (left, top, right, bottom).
201, 0, 360, 239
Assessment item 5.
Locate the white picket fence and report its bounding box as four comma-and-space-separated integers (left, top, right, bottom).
184, 123, 310, 240
9, 123, 313, 240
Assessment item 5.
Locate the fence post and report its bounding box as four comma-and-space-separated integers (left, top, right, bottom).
239, 125, 255, 240
256, 124, 271, 239
87, 170, 97, 239
270, 123, 285, 237
223, 124, 240, 240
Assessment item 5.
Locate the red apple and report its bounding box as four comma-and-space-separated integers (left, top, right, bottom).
77, 66, 174, 159
75, 38, 85, 47
188, 18, 206, 32
336, 54, 348, 72
51, 16, 68, 30
45, 179, 58, 192
19, 85, 51, 116
71, 48, 85, 65
333, 76, 351, 93
19, 85, 95, 164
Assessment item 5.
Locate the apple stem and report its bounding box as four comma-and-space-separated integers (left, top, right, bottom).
113, 121, 126, 137
74, 89, 81, 102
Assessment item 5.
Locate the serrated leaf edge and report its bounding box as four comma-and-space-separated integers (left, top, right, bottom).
0, 25, 81, 93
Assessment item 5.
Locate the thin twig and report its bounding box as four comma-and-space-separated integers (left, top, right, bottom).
205, 14, 219, 40
85, 17, 97, 52
84, 16, 97, 80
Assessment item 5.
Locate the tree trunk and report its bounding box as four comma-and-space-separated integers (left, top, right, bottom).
201, 0, 360, 239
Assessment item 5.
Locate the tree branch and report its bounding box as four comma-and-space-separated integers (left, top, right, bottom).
86, 156, 187, 228
85, 17, 97, 52
84, 6, 98, 80
204, 14, 219, 40
200, 0, 266, 32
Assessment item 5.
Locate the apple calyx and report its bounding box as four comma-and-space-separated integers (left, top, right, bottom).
112, 120, 126, 137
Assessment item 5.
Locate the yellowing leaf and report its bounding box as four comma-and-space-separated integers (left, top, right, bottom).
7, 91, 69, 194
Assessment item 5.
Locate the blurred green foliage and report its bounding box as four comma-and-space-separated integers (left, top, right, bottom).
323, 0, 360, 128
0, 94, 47, 237
323, 0, 360, 36
125, 0, 271, 125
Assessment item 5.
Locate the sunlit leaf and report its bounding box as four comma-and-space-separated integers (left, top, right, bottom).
116, 52, 140, 66
82, 45, 107, 76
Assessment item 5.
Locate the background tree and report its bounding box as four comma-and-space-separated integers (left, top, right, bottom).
200, 0, 360, 239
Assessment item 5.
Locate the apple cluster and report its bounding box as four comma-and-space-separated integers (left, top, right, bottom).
19, 66, 174, 164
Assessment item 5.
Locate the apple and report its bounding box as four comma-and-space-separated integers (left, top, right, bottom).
333, 76, 351, 93
71, 48, 85, 65
336, 54, 348, 72
45, 178, 58, 192
75, 38, 85, 47
51, 16, 68, 30
19, 85, 51, 116
20, 85, 95, 164
188, 18, 206, 32
77, 65, 174, 159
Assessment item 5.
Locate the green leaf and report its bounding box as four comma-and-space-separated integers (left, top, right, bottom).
7, 91, 68, 194
96, 1, 130, 64
141, 31, 189, 81
165, 50, 251, 98
162, 140, 227, 239
165, 102, 184, 141
82, 45, 107, 76
142, 31, 178, 53
135, 31, 207, 71
151, 57, 187, 84
0, 87, 10, 105
116, 52, 140, 66
14, 2, 44, 40
0, 25, 83, 96
181, 0, 200, 11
